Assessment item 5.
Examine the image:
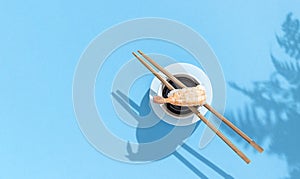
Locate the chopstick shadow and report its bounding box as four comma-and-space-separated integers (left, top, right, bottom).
178, 144, 234, 179
112, 89, 233, 178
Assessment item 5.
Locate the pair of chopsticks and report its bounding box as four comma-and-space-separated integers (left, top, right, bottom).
132, 50, 263, 164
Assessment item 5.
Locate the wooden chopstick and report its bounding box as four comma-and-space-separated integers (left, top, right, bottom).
203, 104, 264, 153
132, 52, 174, 90
133, 51, 251, 164
137, 50, 264, 153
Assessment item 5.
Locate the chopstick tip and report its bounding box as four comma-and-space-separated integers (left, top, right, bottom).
132, 52, 137, 56
250, 141, 264, 153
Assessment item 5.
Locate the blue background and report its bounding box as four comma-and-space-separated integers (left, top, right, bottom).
1, 0, 300, 178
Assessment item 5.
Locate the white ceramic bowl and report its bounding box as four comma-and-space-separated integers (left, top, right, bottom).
149, 63, 213, 126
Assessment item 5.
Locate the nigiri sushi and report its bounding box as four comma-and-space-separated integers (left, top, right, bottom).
153, 85, 206, 106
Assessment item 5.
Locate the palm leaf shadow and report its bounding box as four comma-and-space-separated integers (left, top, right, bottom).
226, 13, 300, 178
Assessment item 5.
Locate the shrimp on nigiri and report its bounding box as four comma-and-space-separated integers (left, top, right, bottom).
153, 85, 206, 106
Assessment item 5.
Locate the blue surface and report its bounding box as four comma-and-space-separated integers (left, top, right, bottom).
1, 0, 300, 178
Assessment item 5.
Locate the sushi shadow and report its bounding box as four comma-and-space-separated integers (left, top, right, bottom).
112, 89, 233, 179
